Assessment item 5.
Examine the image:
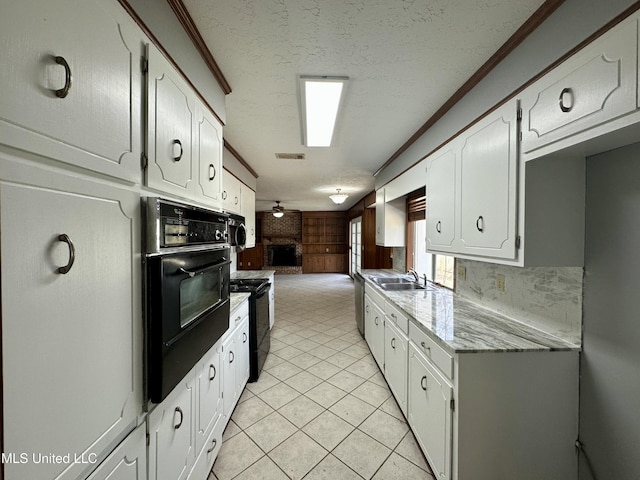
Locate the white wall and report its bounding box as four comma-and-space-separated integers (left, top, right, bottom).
580, 143, 640, 480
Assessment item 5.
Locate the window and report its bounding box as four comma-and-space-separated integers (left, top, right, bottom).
406, 190, 455, 290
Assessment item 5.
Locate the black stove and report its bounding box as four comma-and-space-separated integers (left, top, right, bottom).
230, 278, 271, 382
230, 278, 269, 293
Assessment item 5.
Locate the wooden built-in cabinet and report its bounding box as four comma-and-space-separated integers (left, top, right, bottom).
302, 212, 348, 273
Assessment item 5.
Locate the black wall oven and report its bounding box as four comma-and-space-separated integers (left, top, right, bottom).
227, 213, 247, 251
144, 198, 230, 403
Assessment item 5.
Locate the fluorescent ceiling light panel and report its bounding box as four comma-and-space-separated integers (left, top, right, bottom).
300, 76, 348, 147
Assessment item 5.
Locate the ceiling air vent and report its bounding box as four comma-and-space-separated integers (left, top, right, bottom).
275, 153, 305, 160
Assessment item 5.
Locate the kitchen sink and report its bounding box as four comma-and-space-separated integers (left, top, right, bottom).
378, 282, 426, 290
371, 276, 414, 285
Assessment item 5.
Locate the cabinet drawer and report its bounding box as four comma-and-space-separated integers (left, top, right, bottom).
521, 16, 638, 155
409, 322, 454, 380
229, 300, 249, 331
385, 301, 409, 334
365, 283, 386, 309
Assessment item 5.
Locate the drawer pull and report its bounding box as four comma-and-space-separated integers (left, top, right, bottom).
374, 316, 379, 326
390, 313, 397, 320
173, 407, 183, 429
207, 438, 217, 454
421, 375, 427, 391
229, 351, 234, 364
365, 305, 369, 314
235, 315, 242, 323
209, 364, 216, 381
559, 87, 574, 113
172, 139, 183, 161
420, 341, 431, 355
243, 332, 247, 343
391, 337, 396, 349
54, 55, 72, 98
56, 234, 76, 274
436, 221, 442, 233
476, 215, 484, 232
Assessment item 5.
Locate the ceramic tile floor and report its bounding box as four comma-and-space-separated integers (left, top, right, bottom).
210, 273, 435, 480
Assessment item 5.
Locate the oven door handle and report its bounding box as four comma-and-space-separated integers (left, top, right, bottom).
179, 258, 231, 278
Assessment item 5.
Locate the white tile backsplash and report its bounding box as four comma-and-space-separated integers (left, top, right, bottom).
456, 259, 583, 345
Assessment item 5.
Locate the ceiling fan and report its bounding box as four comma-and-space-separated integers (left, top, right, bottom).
271, 201, 299, 217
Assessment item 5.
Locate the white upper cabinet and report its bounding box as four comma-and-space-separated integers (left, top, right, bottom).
426, 100, 519, 262
242, 186, 256, 248
458, 102, 518, 259
376, 187, 406, 247
146, 44, 195, 198
222, 169, 242, 214
426, 147, 457, 252
521, 14, 638, 158
196, 100, 223, 208
0, 0, 143, 183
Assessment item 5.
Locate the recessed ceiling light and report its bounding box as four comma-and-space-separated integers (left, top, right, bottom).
299, 76, 348, 147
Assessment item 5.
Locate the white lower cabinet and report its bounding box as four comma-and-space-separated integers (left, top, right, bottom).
364, 292, 385, 369
0, 157, 143, 480
408, 342, 453, 480
87, 424, 147, 480
223, 303, 250, 417
384, 318, 409, 417
148, 374, 196, 480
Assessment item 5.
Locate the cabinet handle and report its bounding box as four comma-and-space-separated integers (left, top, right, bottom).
234, 196, 239, 205
243, 332, 247, 343
391, 313, 397, 321
420, 341, 431, 355
365, 305, 369, 314
209, 364, 216, 381
209, 164, 216, 181
222, 190, 228, 200
476, 215, 484, 232
421, 375, 427, 391
391, 337, 396, 349
54, 56, 72, 98
374, 316, 379, 326
229, 351, 234, 364
174, 407, 183, 429
559, 87, 573, 113
172, 139, 183, 161
207, 438, 217, 454
436, 221, 442, 233
235, 315, 241, 323
56, 234, 76, 274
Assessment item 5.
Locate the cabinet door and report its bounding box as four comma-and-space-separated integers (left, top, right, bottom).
375, 188, 385, 245
222, 332, 237, 417
148, 376, 195, 480
364, 297, 385, 369
222, 169, 242, 214
459, 101, 518, 259
236, 317, 250, 391
87, 424, 147, 480
521, 18, 637, 155
426, 147, 457, 252
146, 44, 195, 198
384, 320, 408, 416
196, 101, 223, 206
195, 346, 222, 454
0, 0, 142, 182
408, 344, 453, 480
242, 186, 256, 248
1, 165, 142, 480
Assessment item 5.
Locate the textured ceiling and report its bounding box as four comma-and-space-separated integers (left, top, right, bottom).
183, 0, 545, 213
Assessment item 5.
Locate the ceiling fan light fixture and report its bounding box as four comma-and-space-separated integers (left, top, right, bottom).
299, 75, 348, 147
329, 188, 349, 205
272, 211, 284, 218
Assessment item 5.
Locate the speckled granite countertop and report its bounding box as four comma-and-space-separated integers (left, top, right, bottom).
230, 292, 250, 313
231, 270, 275, 280
362, 269, 579, 354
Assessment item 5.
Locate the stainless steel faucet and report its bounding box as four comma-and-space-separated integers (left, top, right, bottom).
407, 269, 419, 283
